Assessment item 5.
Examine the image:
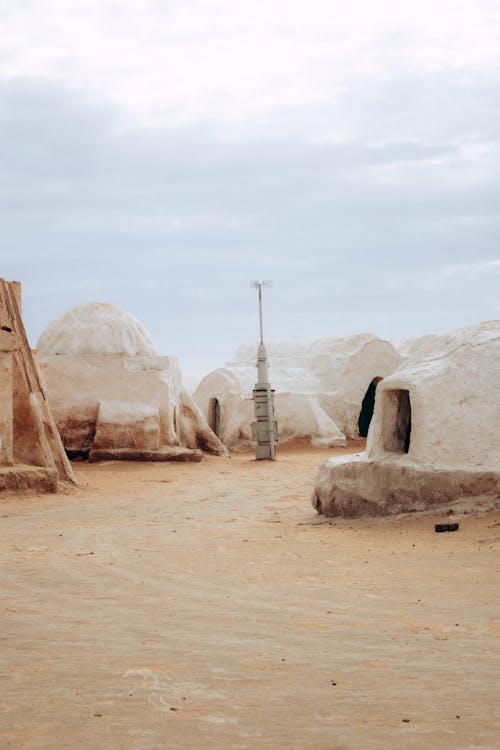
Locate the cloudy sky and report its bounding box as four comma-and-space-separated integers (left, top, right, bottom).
1, 0, 499, 374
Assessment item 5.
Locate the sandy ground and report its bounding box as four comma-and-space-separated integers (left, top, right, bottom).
1, 441, 499, 750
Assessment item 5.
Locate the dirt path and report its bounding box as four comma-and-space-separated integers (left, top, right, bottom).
1, 443, 499, 749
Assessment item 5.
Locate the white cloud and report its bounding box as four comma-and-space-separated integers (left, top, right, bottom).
2, 0, 500, 131
1, 1, 500, 371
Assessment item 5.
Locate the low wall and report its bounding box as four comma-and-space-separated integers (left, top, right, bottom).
312, 454, 500, 517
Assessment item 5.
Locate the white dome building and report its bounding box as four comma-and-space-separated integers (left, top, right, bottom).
312, 320, 500, 517
194, 334, 402, 450
38, 303, 226, 461
38, 302, 156, 357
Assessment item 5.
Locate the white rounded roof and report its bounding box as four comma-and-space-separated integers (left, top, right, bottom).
230, 333, 392, 365
38, 302, 157, 357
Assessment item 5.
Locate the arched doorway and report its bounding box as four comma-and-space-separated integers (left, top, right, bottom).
358, 377, 382, 438
209, 397, 221, 437
383, 388, 412, 453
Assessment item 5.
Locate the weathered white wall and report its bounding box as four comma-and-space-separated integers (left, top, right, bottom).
368, 321, 500, 468
38, 303, 226, 457
195, 334, 402, 448
312, 320, 500, 516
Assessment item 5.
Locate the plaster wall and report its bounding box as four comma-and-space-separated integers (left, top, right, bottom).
368, 322, 500, 469
312, 320, 500, 516
38, 303, 227, 458
43, 355, 182, 451
195, 334, 402, 448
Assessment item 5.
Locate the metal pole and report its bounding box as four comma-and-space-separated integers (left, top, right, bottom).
250, 280, 277, 460
258, 283, 264, 345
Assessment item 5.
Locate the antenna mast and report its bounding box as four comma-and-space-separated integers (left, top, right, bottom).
250, 281, 277, 460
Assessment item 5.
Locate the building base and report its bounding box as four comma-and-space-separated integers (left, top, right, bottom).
312, 454, 500, 517
0, 465, 58, 494
89, 446, 203, 462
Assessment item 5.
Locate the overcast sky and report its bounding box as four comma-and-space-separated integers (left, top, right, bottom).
1, 0, 499, 374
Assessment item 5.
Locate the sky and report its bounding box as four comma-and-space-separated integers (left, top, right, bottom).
1, 0, 499, 375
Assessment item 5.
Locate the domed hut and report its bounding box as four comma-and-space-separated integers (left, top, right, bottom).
312, 321, 500, 517
38, 303, 226, 461
194, 334, 402, 450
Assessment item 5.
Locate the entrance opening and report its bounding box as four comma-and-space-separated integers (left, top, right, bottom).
65, 449, 90, 462
64, 424, 96, 462
358, 377, 382, 438
209, 397, 221, 437
382, 389, 412, 453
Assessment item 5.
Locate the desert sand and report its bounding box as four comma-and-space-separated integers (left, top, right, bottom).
1, 442, 499, 750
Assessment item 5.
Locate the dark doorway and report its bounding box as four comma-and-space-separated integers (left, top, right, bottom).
209, 397, 221, 437
358, 377, 382, 438
383, 389, 412, 453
